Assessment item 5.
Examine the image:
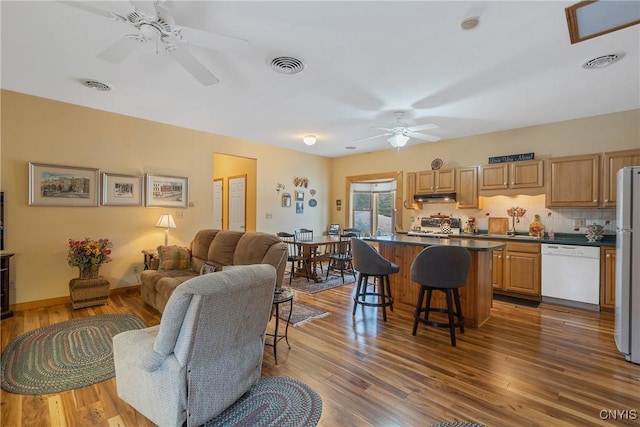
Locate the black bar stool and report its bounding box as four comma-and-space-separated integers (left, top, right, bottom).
410, 245, 471, 346
351, 238, 399, 321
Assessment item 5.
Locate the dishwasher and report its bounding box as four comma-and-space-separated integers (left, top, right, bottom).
541, 243, 600, 307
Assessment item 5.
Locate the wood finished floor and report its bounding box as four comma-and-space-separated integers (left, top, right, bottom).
2, 284, 639, 427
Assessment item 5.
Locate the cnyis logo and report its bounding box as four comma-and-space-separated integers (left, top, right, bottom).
599, 409, 638, 421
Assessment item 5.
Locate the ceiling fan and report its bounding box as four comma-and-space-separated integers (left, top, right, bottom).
61, 1, 248, 86
356, 112, 441, 148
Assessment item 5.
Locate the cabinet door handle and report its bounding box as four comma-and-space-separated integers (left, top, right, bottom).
498, 255, 502, 259
606, 254, 611, 258
604, 199, 609, 202
511, 182, 514, 185
593, 199, 597, 202
506, 255, 510, 259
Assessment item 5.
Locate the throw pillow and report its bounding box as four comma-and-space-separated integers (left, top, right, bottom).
200, 262, 217, 275
157, 245, 191, 270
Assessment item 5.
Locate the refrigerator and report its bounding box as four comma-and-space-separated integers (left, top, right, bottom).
615, 166, 640, 364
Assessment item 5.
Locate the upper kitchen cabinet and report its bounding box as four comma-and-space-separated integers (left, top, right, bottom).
416, 169, 455, 193
479, 159, 544, 193
546, 153, 600, 208
601, 149, 640, 208
456, 166, 479, 209
404, 172, 421, 210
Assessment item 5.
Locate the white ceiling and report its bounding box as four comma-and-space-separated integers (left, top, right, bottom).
1, 1, 639, 158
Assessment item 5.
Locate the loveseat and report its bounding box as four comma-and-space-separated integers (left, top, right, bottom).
140, 229, 287, 313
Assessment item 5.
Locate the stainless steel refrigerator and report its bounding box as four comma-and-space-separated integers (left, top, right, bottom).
615, 166, 640, 364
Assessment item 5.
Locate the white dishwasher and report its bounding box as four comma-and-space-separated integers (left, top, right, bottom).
541, 243, 600, 306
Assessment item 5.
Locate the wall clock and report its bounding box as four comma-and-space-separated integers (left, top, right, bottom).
431, 158, 443, 170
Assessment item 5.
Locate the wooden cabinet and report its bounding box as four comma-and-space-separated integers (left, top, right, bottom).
601, 149, 640, 208
1, 253, 15, 319
546, 154, 600, 207
404, 172, 420, 209
417, 169, 455, 193
480, 160, 544, 191
456, 166, 479, 209
600, 247, 616, 310
502, 242, 541, 296
492, 248, 504, 290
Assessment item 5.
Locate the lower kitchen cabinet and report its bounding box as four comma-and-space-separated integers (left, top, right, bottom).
600, 247, 616, 310
492, 248, 504, 289
497, 242, 541, 297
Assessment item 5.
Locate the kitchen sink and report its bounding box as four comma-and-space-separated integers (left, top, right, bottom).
478, 234, 537, 240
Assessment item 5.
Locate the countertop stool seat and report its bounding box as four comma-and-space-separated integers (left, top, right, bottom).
351, 238, 399, 322
410, 245, 471, 346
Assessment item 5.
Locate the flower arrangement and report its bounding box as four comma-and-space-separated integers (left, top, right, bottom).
507, 207, 527, 235
68, 238, 112, 277
465, 217, 476, 233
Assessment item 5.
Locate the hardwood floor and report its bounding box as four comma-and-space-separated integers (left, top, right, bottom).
2, 285, 639, 427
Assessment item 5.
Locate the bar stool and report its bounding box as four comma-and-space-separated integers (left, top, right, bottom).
265, 287, 294, 364
351, 238, 399, 321
410, 245, 471, 346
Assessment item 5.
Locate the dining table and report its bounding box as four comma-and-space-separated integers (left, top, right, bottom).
294, 236, 341, 282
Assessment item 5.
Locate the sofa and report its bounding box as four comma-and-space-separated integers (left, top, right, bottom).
140, 229, 287, 313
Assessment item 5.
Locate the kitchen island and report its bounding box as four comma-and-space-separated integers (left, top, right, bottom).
363, 235, 505, 327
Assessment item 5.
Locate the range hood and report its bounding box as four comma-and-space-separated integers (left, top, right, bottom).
414, 192, 457, 203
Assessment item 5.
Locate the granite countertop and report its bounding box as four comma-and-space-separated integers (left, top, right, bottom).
363, 235, 505, 251
452, 231, 616, 247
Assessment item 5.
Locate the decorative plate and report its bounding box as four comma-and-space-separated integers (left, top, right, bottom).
431, 158, 443, 170
308, 199, 317, 207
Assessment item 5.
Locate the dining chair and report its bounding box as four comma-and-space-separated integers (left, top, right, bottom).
325, 232, 358, 283
277, 232, 309, 284
295, 228, 314, 241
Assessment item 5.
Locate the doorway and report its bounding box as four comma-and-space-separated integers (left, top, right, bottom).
228, 175, 246, 231
213, 153, 257, 231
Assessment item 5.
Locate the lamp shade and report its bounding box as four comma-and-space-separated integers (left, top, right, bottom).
387, 134, 410, 148
156, 214, 177, 229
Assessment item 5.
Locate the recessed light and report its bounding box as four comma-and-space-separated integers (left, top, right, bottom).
303, 135, 317, 146
461, 16, 479, 30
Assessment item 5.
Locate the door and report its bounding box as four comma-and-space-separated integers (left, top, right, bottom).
213, 178, 223, 229
228, 175, 246, 232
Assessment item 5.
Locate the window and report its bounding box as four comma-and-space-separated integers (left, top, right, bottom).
351, 181, 396, 236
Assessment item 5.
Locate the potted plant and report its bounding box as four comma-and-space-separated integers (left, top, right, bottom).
67, 238, 112, 279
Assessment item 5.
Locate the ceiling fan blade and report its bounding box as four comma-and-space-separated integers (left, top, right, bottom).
178, 27, 249, 52
407, 131, 441, 142
371, 127, 393, 132
97, 35, 143, 63
58, 1, 114, 19
154, 3, 176, 27
168, 45, 219, 86
408, 123, 438, 132
355, 132, 392, 142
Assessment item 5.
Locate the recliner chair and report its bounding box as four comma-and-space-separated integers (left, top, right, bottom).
113, 264, 277, 427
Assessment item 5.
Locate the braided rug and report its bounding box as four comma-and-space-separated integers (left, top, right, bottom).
205, 377, 322, 427
1, 314, 146, 395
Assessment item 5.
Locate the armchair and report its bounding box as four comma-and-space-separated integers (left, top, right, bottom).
113, 264, 277, 427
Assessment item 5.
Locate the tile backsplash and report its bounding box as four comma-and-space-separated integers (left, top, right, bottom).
410, 195, 616, 235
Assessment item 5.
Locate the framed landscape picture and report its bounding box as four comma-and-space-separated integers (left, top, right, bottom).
146, 174, 189, 208
102, 173, 143, 206
29, 162, 99, 206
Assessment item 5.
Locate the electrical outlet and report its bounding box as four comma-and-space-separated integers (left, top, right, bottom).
133, 266, 139, 274
574, 218, 586, 227
9, 279, 15, 289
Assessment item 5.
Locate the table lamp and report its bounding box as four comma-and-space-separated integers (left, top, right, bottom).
156, 214, 176, 246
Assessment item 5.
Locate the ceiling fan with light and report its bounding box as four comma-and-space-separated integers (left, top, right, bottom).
356, 111, 441, 148
60, 0, 248, 86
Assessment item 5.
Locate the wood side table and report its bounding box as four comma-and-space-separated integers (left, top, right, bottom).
265, 288, 293, 364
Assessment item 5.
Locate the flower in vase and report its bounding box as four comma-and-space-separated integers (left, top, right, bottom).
67, 238, 113, 271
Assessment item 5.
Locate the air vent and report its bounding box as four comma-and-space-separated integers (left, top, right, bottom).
270, 56, 305, 75
84, 80, 112, 91
582, 54, 623, 69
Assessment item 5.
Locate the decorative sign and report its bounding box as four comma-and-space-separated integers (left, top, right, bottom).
488, 152, 535, 164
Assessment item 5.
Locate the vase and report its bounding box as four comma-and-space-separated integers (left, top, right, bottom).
79, 267, 99, 279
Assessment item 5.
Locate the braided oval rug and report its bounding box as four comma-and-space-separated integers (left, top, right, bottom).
1, 314, 146, 395
205, 377, 322, 427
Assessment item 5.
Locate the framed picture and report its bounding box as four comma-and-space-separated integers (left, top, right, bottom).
295, 190, 305, 201
146, 174, 189, 208
102, 173, 143, 206
29, 162, 99, 206
296, 201, 304, 214
281, 192, 292, 207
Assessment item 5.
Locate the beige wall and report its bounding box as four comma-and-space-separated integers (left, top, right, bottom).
1, 90, 332, 305
331, 109, 640, 228
2, 89, 638, 306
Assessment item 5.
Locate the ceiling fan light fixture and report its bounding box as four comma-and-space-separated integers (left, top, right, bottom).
303, 135, 317, 146
84, 80, 112, 91
388, 134, 410, 148
461, 16, 479, 30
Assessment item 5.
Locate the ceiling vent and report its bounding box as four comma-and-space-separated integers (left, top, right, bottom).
270, 56, 305, 75
582, 54, 623, 69
84, 80, 112, 91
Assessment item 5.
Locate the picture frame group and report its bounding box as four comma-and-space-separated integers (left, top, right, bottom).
28, 162, 189, 208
